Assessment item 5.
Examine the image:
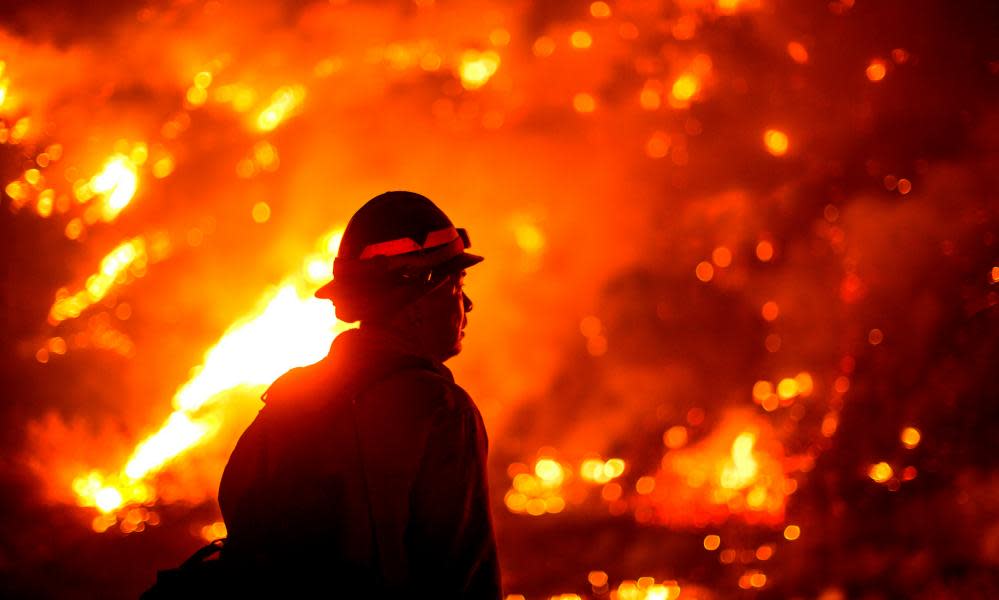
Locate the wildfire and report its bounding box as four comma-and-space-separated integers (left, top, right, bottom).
72, 228, 348, 528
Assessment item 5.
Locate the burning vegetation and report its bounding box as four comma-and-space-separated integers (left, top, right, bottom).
1, 0, 997, 598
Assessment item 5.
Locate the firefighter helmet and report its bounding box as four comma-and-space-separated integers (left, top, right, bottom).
315, 191, 483, 322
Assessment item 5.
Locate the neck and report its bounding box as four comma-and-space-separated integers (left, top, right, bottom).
358, 321, 437, 362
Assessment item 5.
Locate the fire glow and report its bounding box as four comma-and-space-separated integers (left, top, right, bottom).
3, 0, 994, 597
72, 229, 347, 528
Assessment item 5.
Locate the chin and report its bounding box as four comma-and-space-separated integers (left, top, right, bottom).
441, 341, 462, 361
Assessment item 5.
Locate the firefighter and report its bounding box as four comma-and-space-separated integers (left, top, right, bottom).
217, 191, 501, 598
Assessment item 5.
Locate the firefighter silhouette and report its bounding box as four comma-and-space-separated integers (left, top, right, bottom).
217, 191, 501, 597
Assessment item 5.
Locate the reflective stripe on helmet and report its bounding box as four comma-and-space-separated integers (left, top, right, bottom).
358, 226, 462, 259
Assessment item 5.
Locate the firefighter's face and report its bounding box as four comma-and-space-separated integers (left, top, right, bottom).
413, 270, 471, 362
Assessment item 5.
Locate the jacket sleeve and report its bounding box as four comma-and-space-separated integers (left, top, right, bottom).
405, 390, 502, 599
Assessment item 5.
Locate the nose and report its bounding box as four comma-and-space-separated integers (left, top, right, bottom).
462, 291, 473, 313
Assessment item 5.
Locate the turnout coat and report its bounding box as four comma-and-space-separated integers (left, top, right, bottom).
218, 327, 501, 598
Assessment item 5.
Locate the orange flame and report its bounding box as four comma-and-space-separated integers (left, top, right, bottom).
638, 412, 797, 526
72, 228, 348, 526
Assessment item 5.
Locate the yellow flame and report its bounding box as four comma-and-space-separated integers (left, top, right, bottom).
73, 227, 347, 524
458, 50, 500, 90
0, 60, 8, 109
256, 85, 306, 131
49, 237, 147, 323
719, 432, 758, 490
91, 154, 139, 220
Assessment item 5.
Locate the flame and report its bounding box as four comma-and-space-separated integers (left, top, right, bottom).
635, 412, 796, 526
256, 85, 306, 131
0, 60, 9, 109
719, 432, 759, 490
49, 237, 147, 323
72, 228, 347, 525
92, 155, 138, 219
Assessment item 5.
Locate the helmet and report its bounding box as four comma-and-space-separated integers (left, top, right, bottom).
315, 191, 483, 323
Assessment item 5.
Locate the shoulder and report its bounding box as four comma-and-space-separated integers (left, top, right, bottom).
261, 358, 335, 405
365, 365, 476, 416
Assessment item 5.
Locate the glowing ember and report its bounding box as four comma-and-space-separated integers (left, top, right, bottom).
612, 578, 681, 600
590, 2, 612, 18
868, 461, 893, 483
670, 74, 699, 104
900, 427, 921, 449
458, 50, 500, 90
200, 520, 227, 542
580, 457, 626, 484
505, 457, 570, 515
763, 129, 789, 156
866, 59, 887, 82
787, 41, 809, 64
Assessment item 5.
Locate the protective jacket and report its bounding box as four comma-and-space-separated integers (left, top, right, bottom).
218, 327, 502, 598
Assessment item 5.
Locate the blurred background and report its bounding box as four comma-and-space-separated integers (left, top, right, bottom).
1, 0, 997, 598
